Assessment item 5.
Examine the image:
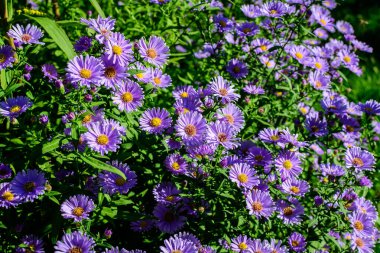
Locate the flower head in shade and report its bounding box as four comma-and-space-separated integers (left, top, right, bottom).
212, 14, 234, 32
8, 24, 44, 45
276, 197, 304, 224
229, 163, 259, 189
209, 76, 240, 104
349, 212, 374, 238
0, 96, 32, 119
314, 28, 328, 40
352, 39, 373, 53
261, 1, 290, 17
10, 169, 46, 202
246, 146, 273, 170
305, 114, 328, 137
66, 55, 104, 87
0, 164, 12, 179
164, 154, 188, 175
153, 182, 181, 205
345, 147, 374, 172
105, 32, 133, 67
138, 36, 169, 67
173, 232, 201, 249
275, 151, 302, 180
80, 15, 115, 43
350, 197, 378, 221
60, 194, 95, 222
288, 232, 306, 252
206, 121, 239, 150
100, 56, 127, 89
281, 178, 310, 197
99, 161, 137, 195
320, 163, 345, 177
54, 231, 95, 253
245, 190, 275, 218
130, 219, 155, 232
349, 234, 374, 253
112, 80, 144, 112
230, 235, 253, 252
0, 183, 20, 208
153, 204, 186, 233
160, 237, 197, 253
0, 45, 15, 70
336, 21, 354, 34
16, 234, 44, 253
41, 64, 58, 81
236, 22, 259, 37
215, 104, 244, 132
226, 59, 249, 79
358, 100, 380, 115
149, 68, 172, 88
175, 111, 207, 146
322, 0, 336, 9
139, 108, 172, 134
74, 36, 92, 53
83, 121, 122, 155
102, 246, 128, 253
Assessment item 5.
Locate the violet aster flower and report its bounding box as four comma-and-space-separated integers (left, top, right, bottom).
0, 96, 32, 119
251, 38, 273, 54
350, 197, 378, 221
338, 49, 359, 68
54, 231, 95, 253
230, 235, 253, 252
352, 39, 373, 53
104, 32, 133, 67
98, 161, 137, 195
138, 36, 169, 67
0, 45, 15, 70
241, 5, 262, 19
236, 22, 259, 37
249, 239, 271, 253
153, 204, 186, 233
349, 212, 374, 238
345, 147, 374, 171
83, 121, 122, 155
320, 163, 345, 177
215, 104, 244, 132
174, 97, 202, 114
226, 59, 249, 79
164, 154, 188, 175
66, 55, 104, 87
288, 232, 306, 252
275, 151, 302, 180
153, 182, 181, 205
16, 234, 44, 253
112, 79, 144, 112
80, 15, 115, 43
243, 84, 265, 95
60, 194, 95, 222
321, 91, 348, 114
0, 182, 20, 208
276, 197, 304, 225
175, 111, 207, 146
160, 237, 197, 253
261, 1, 290, 17
100, 57, 127, 89
8, 24, 44, 45
286, 45, 310, 64
280, 178, 310, 197
358, 100, 380, 115
349, 234, 374, 253
10, 169, 46, 202
308, 71, 330, 90
74, 36, 92, 53
139, 108, 172, 134
0, 163, 12, 179
130, 219, 155, 232
314, 28, 328, 40
336, 21, 354, 34
305, 114, 328, 137
265, 239, 288, 253
306, 57, 329, 72
102, 247, 128, 253
258, 128, 281, 144
209, 76, 240, 104
229, 163, 259, 189
149, 68, 172, 88
41, 64, 58, 81
322, 0, 336, 9
213, 14, 234, 32
172, 86, 197, 101
245, 190, 275, 218
246, 146, 273, 168
173, 232, 201, 249
151, 0, 170, 4
206, 121, 239, 150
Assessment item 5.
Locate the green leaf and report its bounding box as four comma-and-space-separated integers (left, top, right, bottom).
1, 70, 7, 90
25, 15, 76, 59
42, 137, 64, 154
89, 0, 106, 18
79, 154, 126, 180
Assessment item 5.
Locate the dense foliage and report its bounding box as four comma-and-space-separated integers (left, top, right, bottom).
0, 0, 379, 252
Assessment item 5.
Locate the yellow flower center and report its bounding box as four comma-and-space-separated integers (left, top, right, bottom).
295, 52, 303, 59
217, 133, 228, 142
283, 207, 293, 216
153, 77, 161, 85
115, 177, 126, 186
72, 207, 84, 217
343, 56, 351, 63
150, 117, 162, 127
283, 160, 293, 170
315, 62, 322, 69
104, 67, 117, 78
10, 105, 21, 113
172, 162, 180, 170
219, 88, 228, 96
21, 34, 32, 42
171, 251, 182, 253
232, 66, 241, 74
121, 92, 133, 103
24, 182, 36, 192
180, 92, 188, 98
80, 69, 92, 79
242, 28, 251, 34
184, 124, 197, 136
300, 107, 307, 114
352, 158, 364, 167
252, 201, 263, 211
237, 173, 248, 183
355, 238, 364, 248
0, 53, 6, 63
291, 241, 299, 247
147, 48, 157, 59
96, 134, 109, 145
112, 45, 123, 55
224, 114, 234, 124
354, 221, 364, 231
320, 19, 327, 26
166, 195, 175, 202
82, 114, 92, 124
270, 9, 277, 15
290, 186, 300, 194
69, 246, 83, 253
219, 21, 227, 27
270, 135, 279, 141
260, 45, 267, 51
2, 191, 14, 201
238, 242, 248, 250
136, 73, 144, 79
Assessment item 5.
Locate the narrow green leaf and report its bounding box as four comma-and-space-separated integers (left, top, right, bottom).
42, 137, 64, 154
1, 70, 7, 90
25, 15, 76, 59
79, 154, 126, 180
89, 0, 106, 18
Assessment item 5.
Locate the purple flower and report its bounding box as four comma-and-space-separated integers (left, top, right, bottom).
320, 163, 345, 177
258, 128, 281, 144
358, 100, 380, 115
172, 86, 197, 100
226, 59, 249, 79
275, 151, 302, 180
153, 182, 181, 205
338, 49, 359, 68
8, 24, 44, 45
0, 183, 20, 208
175, 111, 207, 146
139, 108, 172, 134
104, 32, 133, 67
236, 22, 259, 37
308, 71, 330, 90
241, 5, 262, 19
265, 239, 288, 253
314, 28, 328, 40
247, 146, 273, 168
306, 57, 329, 72
352, 40, 373, 53
349, 234, 374, 253
243, 84, 265, 95
305, 114, 328, 137
130, 219, 155, 232
349, 212, 374, 238
245, 190, 275, 218
149, 68, 172, 88
286, 45, 310, 64
10, 169, 46, 202
0, 96, 32, 119
229, 163, 259, 189
39, 115, 49, 125
16, 235, 44, 253
0, 164, 12, 179
160, 237, 197, 253
212, 14, 234, 32
83, 121, 122, 155
99, 161, 137, 195
215, 104, 244, 132
66, 55, 104, 87
112, 80, 144, 112
206, 121, 239, 150
100, 57, 128, 89
54, 231, 95, 253
231, 235, 253, 252
60, 194, 95, 222
74, 36, 92, 53
0, 45, 15, 70
288, 232, 306, 252
345, 147, 374, 171
80, 16, 115, 43
138, 36, 169, 67
261, 1, 290, 17
280, 178, 310, 196
153, 204, 186, 233
41, 64, 58, 81
350, 197, 378, 221
164, 154, 188, 175
336, 21, 354, 34
276, 197, 304, 224
103, 246, 128, 253
209, 76, 240, 104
